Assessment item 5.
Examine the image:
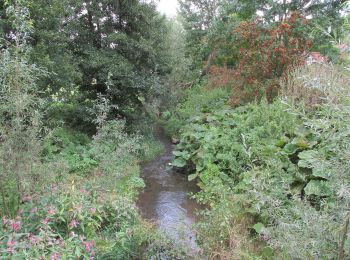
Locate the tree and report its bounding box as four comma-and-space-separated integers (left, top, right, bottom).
178, 0, 228, 72
8, 0, 172, 130
225, 0, 347, 58
226, 0, 346, 23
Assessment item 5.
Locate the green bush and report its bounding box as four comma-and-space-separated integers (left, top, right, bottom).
164, 85, 230, 137
172, 101, 299, 203
46, 102, 94, 133
43, 127, 97, 176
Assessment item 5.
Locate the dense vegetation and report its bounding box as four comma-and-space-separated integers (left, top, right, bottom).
0, 0, 188, 258
1, 0, 350, 259
163, 1, 350, 259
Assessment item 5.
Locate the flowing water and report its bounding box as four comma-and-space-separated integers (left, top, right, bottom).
137, 127, 202, 255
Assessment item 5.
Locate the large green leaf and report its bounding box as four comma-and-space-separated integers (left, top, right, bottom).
188, 173, 198, 181
298, 150, 319, 160
311, 167, 329, 179
171, 158, 187, 168
298, 150, 319, 168
304, 180, 332, 196
283, 143, 299, 155
298, 151, 328, 179
173, 150, 191, 160
253, 222, 265, 234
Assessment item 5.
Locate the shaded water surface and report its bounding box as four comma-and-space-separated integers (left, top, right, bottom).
137, 127, 201, 253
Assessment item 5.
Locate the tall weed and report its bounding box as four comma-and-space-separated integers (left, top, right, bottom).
0, 2, 46, 217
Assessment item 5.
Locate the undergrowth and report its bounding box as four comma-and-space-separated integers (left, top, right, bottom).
163, 84, 230, 138
168, 64, 350, 259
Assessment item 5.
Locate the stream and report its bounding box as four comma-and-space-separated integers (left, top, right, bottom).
137, 126, 202, 255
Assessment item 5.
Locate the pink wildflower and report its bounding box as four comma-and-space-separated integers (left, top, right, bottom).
7, 240, 16, 247
29, 234, 40, 245
51, 252, 61, 260
11, 221, 21, 232
89, 208, 97, 214
84, 241, 95, 253
48, 207, 57, 215
69, 219, 79, 229
7, 240, 16, 254
42, 218, 50, 228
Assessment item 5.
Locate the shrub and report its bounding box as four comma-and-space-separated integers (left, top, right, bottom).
42, 127, 97, 176
208, 13, 312, 106
164, 85, 230, 137
0, 2, 46, 217
91, 120, 142, 175
46, 102, 94, 133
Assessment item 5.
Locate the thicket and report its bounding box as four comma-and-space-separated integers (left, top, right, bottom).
170, 1, 350, 259
1, 0, 350, 258
170, 63, 350, 259
0, 1, 185, 259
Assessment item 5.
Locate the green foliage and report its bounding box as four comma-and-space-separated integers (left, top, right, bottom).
46, 101, 94, 133
0, 4, 169, 252
0, 178, 146, 259
27, 0, 172, 122
0, 102, 167, 259
172, 95, 350, 258
178, 0, 228, 70
43, 127, 97, 176
164, 85, 230, 137
173, 101, 300, 203
164, 19, 195, 85
1, 0, 348, 258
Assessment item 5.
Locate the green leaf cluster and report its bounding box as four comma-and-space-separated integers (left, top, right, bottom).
172, 98, 350, 258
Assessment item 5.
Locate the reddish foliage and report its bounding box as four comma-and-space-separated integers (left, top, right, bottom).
209, 12, 312, 106
208, 65, 235, 89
